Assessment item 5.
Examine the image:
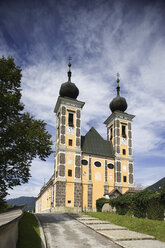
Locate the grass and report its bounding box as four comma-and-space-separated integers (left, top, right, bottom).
86, 212, 165, 242
17, 212, 41, 248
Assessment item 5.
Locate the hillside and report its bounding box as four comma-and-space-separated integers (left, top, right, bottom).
146, 177, 165, 192
7, 196, 36, 211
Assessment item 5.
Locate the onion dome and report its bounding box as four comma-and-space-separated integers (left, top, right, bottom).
110, 73, 127, 112
59, 62, 79, 99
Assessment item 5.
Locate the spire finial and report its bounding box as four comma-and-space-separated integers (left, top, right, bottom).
68, 56, 72, 82
116, 72, 120, 96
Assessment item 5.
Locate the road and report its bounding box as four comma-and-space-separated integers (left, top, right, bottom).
36, 213, 120, 248
0, 209, 22, 226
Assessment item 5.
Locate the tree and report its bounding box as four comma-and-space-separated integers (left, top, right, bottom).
0, 57, 53, 205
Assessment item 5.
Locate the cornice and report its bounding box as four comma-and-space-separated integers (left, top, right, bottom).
54, 96, 85, 113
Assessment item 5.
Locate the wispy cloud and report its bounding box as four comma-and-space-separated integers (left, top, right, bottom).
7, 158, 54, 199
1, 0, 165, 198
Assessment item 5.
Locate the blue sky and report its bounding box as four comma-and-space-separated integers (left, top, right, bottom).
1, 0, 165, 199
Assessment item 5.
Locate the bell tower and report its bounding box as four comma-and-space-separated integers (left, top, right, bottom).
104, 74, 135, 193
54, 62, 85, 210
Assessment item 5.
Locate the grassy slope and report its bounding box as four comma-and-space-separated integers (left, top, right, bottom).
17, 212, 41, 248
87, 212, 165, 242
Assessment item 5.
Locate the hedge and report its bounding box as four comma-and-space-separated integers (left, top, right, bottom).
96, 187, 165, 221
96, 198, 109, 212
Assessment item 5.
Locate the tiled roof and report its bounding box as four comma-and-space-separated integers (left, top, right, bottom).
81, 127, 114, 158
123, 189, 139, 195
108, 188, 122, 196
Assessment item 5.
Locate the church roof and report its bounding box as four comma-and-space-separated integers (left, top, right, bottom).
81, 127, 114, 158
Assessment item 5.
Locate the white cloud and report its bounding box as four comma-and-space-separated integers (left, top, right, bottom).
134, 165, 165, 187
1, 0, 165, 193
7, 158, 54, 199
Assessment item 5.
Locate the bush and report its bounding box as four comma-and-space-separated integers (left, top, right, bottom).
96, 198, 109, 212
108, 189, 165, 221
110, 194, 134, 215
160, 185, 165, 204
147, 194, 164, 220
131, 190, 154, 218
0, 200, 11, 213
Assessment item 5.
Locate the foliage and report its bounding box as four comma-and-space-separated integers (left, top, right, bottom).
147, 194, 164, 221
86, 212, 165, 242
0, 200, 11, 213
109, 189, 164, 220
96, 197, 109, 212
160, 185, 165, 204
131, 190, 154, 218
0, 57, 53, 203
110, 194, 134, 215
17, 212, 41, 248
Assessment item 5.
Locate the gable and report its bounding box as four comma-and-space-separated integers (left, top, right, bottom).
81, 127, 114, 158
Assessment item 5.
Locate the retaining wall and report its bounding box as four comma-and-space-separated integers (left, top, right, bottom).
0, 208, 24, 248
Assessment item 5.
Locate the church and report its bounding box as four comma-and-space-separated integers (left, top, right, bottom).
35, 63, 135, 212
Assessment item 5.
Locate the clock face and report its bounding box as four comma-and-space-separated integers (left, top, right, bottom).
121, 138, 127, 145
67, 126, 74, 134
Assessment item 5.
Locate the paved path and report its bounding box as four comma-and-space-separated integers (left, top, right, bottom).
72, 213, 165, 248
0, 209, 22, 226
36, 213, 120, 248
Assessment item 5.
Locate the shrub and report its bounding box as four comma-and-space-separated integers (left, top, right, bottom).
160, 185, 165, 204
110, 194, 134, 215
109, 189, 165, 221
131, 190, 154, 218
96, 198, 109, 212
96, 189, 165, 220
147, 193, 164, 220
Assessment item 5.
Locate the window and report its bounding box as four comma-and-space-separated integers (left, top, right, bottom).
108, 163, 114, 169
110, 127, 113, 140
81, 159, 88, 165
68, 169, 72, 177
123, 149, 126, 155
94, 161, 101, 167
123, 176, 127, 182
68, 139, 72, 146
68, 113, 74, 127
122, 125, 127, 138
68, 200, 71, 204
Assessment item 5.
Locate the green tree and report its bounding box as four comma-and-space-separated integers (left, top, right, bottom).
0, 57, 53, 205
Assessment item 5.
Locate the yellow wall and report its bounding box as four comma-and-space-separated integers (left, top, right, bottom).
120, 120, 129, 193
107, 159, 115, 190
65, 183, 74, 207
66, 107, 76, 149
35, 184, 53, 212
91, 156, 105, 208
81, 154, 115, 209
121, 161, 129, 194
81, 155, 89, 209
54, 183, 57, 207
120, 120, 128, 158
65, 152, 75, 207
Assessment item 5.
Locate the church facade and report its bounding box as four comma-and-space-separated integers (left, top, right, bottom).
35, 64, 135, 213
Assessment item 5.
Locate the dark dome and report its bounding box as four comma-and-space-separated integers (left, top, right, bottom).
110, 95, 127, 112
59, 81, 79, 99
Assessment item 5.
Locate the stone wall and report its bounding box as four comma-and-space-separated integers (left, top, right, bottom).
55, 181, 66, 206
88, 184, 92, 209
102, 203, 116, 213
0, 209, 23, 248
74, 183, 82, 207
